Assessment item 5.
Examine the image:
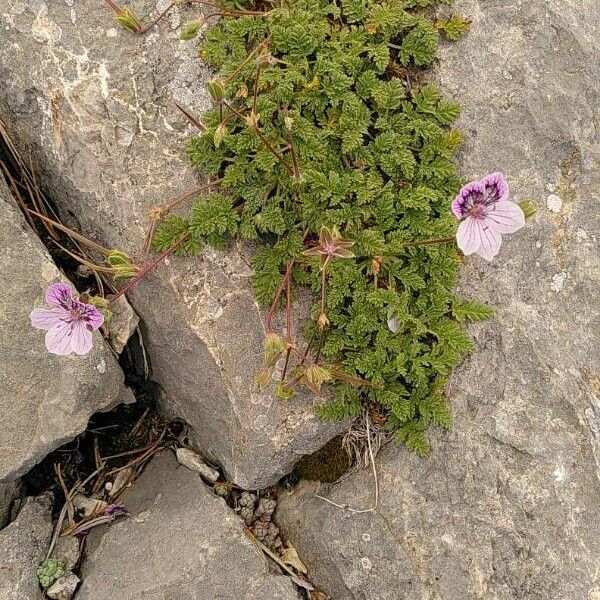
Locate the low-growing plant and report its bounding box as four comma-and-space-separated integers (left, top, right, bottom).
40, 0, 529, 456
149, 0, 496, 454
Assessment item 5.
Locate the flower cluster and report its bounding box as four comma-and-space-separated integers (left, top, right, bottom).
30, 283, 104, 356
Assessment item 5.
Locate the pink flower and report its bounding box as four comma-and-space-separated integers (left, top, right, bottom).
30, 283, 104, 356
302, 227, 355, 270
452, 173, 525, 261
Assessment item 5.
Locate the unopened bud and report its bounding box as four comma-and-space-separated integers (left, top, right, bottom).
518, 199, 536, 219
372, 255, 383, 275
235, 83, 248, 98
207, 79, 226, 102
116, 8, 141, 33
213, 123, 227, 148
180, 19, 203, 40
317, 312, 329, 330
244, 112, 260, 128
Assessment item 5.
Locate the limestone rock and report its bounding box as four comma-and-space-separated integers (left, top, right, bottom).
276, 1, 600, 598
0, 177, 133, 485
77, 451, 300, 600
0, 0, 345, 489
0, 493, 53, 600
0, 480, 20, 528
46, 573, 80, 600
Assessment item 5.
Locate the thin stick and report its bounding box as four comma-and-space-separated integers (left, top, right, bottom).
314, 412, 379, 513
174, 101, 208, 132
25, 209, 112, 255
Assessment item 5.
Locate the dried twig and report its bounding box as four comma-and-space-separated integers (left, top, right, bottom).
314, 412, 379, 513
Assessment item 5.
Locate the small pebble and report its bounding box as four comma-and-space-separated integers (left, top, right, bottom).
176, 448, 219, 483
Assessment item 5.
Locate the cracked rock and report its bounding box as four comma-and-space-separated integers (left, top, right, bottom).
0, 176, 134, 486
76, 451, 300, 600
0, 0, 347, 490
0, 493, 53, 600
276, 0, 600, 598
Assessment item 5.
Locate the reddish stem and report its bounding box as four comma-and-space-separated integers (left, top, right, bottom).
108, 233, 190, 305
266, 261, 294, 333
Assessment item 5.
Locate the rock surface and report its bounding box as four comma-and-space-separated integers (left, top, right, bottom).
0, 493, 53, 600
0, 0, 345, 489
0, 176, 133, 485
276, 1, 600, 599
77, 451, 300, 600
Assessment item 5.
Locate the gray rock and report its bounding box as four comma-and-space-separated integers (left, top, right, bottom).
0, 177, 133, 485
0, 480, 20, 528
276, 1, 600, 599
105, 296, 139, 355
0, 493, 53, 600
46, 573, 80, 600
175, 447, 219, 483
0, 0, 345, 489
50, 536, 80, 573
77, 451, 300, 600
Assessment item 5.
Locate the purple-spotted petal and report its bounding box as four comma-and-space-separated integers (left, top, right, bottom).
45, 282, 74, 308
484, 200, 525, 234
479, 172, 509, 204
456, 217, 483, 255
70, 322, 93, 355
451, 181, 485, 218
45, 321, 75, 355
80, 303, 104, 331
30, 308, 68, 331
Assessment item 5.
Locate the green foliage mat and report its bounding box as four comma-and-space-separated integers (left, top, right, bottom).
153, 0, 489, 454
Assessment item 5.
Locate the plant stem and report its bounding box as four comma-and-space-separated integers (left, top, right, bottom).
137, 3, 176, 34
402, 235, 455, 247
223, 36, 271, 84
224, 102, 296, 177
266, 260, 294, 332
108, 233, 190, 304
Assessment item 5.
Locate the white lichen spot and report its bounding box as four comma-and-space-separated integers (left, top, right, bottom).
553, 465, 566, 483
588, 588, 600, 600
535, 240, 542, 249
98, 62, 110, 99
550, 272, 567, 293
360, 556, 372, 571
106, 27, 118, 38
96, 358, 106, 374
546, 194, 563, 213
441, 533, 454, 546
546, 183, 556, 193
361, 533, 371, 542
31, 9, 62, 44
576, 229, 588, 242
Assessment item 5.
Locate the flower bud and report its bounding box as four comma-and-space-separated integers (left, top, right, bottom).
207, 79, 226, 102
180, 19, 203, 40
518, 199, 536, 219
317, 312, 329, 330
213, 122, 227, 148
116, 8, 141, 33
275, 381, 295, 400
235, 83, 249, 98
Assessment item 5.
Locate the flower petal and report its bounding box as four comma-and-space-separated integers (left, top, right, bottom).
84, 306, 104, 331
479, 172, 509, 203
484, 200, 525, 234
452, 181, 484, 218
30, 308, 68, 331
456, 217, 483, 255
45, 321, 74, 355
476, 222, 502, 261
46, 282, 74, 308
70, 322, 93, 355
